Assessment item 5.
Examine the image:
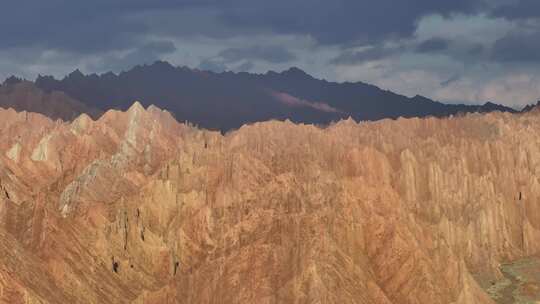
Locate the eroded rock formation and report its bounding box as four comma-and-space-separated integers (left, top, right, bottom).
0, 103, 539, 303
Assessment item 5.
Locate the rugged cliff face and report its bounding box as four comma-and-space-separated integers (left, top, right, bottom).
1, 103, 539, 303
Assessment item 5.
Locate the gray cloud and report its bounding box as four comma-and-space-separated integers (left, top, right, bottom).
194, 45, 295, 73
218, 0, 486, 46
468, 44, 485, 56
331, 46, 404, 65
0, 2, 150, 53
330, 37, 482, 66
491, 0, 540, 20
234, 61, 255, 72
3, 0, 540, 109
219, 46, 296, 63
491, 31, 540, 62
197, 58, 227, 72
440, 74, 461, 86
416, 38, 450, 53
89, 40, 177, 72
0, 0, 488, 55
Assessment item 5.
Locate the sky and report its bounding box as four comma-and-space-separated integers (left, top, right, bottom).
1, 0, 540, 108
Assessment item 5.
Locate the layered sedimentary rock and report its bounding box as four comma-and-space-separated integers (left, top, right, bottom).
1, 103, 540, 303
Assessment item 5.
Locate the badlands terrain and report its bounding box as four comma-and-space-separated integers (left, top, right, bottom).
1, 102, 540, 303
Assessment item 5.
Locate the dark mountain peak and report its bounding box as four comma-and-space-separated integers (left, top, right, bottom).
2, 75, 24, 86
152, 60, 173, 67
35, 75, 58, 92
281, 67, 310, 78
481, 101, 507, 109
36, 74, 56, 82
65, 69, 85, 81
148, 60, 175, 71
87, 73, 101, 80
71, 68, 84, 76
411, 94, 429, 100
480, 101, 517, 113
410, 95, 437, 104
522, 100, 540, 112
125, 60, 177, 77
100, 71, 117, 80
29, 62, 521, 132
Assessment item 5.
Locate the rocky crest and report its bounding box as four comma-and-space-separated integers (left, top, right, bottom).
32, 61, 518, 131
0, 81, 102, 121
0, 103, 539, 303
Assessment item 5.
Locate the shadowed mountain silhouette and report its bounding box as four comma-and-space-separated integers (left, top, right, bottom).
0, 79, 102, 121
521, 100, 540, 113
6, 61, 517, 131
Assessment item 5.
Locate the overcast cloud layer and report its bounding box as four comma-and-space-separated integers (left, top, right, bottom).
2, 0, 540, 108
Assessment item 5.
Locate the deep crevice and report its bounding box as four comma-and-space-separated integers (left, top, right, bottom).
112, 257, 119, 273
174, 261, 180, 276
123, 211, 128, 250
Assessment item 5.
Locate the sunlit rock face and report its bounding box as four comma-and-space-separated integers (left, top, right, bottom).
1, 104, 540, 303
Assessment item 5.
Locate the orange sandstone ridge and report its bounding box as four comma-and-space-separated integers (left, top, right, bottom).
0, 102, 538, 303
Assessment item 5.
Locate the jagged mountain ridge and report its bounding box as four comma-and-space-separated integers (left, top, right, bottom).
0, 79, 102, 121
1, 103, 540, 303
22, 61, 518, 131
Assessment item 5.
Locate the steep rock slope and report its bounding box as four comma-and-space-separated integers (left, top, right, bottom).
0, 104, 539, 303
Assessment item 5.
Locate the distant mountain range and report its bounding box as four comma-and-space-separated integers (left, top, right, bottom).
0, 61, 533, 131
0, 78, 102, 121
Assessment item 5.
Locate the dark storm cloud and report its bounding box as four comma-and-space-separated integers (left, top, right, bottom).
423, 0, 540, 66
0, 0, 488, 55
0, 1, 147, 52
219, 0, 486, 46
468, 44, 485, 57
491, 0, 540, 20
416, 38, 450, 53
0, 1, 232, 53
218, 46, 296, 63
4, 0, 540, 108
491, 31, 540, 62
330, 37, 468, 65
140, 41, 177, 54
94, 40, 177, 72
488, 0, 540, 64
